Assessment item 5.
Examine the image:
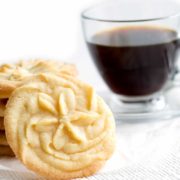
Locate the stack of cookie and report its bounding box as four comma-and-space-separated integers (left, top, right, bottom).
5, 73, 116, 179
0, 59, 78, 156
1, 59, 115, 179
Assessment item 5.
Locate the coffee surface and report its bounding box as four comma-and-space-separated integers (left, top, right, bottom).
87, 26, 179, 96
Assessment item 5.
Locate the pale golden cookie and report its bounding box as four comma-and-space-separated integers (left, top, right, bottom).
0, 59, 78, 98
5, 73, 115, 180
0, 131, 8, 145
0, 99, 8, 117
0, 145, 14, 156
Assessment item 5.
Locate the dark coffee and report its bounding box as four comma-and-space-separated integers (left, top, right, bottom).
87, 26, 179, 96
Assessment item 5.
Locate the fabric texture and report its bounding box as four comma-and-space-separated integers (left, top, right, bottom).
1, 116, 180, 179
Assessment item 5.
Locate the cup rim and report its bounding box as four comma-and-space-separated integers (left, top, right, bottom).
81, 5, 180, 23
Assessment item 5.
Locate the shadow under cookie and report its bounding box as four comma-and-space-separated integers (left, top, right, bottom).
0, 99, 8, 117
0, 145, 14, 156
0, 118, 4, 130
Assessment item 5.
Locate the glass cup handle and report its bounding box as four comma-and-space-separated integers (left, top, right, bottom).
171, 63, 180, 86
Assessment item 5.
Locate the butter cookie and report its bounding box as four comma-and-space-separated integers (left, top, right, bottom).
0, 59, 77, 98
5, 73, 115, 180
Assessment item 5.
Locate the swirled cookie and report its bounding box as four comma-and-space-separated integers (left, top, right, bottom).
5, 73, 115, 180
0, 59, 78, 98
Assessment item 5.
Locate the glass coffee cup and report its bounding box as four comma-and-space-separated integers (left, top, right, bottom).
82, 0, 180, 121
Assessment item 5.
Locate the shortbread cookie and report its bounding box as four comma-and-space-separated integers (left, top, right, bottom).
0, 118, 4, 130
0, 145, 14, 156
5, 73, 115, 180
0, 99, 8, 117
0, 131, 8, 145
0, 59, 78, 98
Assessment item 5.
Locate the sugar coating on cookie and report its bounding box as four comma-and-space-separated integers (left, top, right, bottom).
5, 73, 115, 180
0, 59, 78, 98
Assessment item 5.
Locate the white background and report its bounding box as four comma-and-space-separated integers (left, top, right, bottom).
0, 0, 107, 91
1, 0, 179, 91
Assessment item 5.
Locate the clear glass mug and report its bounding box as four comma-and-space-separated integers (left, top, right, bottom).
81, 0, 180, 121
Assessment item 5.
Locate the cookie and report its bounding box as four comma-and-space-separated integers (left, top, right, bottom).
0, 145, 14, 156
0, 131, 8, 145
0, 59, 78, 98
5, 73, 115, 180
0, 99, 8, 117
